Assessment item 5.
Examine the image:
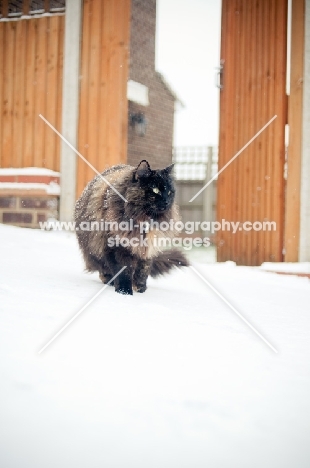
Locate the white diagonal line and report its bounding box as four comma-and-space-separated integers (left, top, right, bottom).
38, 266, 127, 354
39, 114, 127, 202
189, 115, 277, 202
190, 266, 278, 354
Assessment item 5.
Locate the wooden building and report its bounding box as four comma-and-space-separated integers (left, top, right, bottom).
0, 0, 177, 225
217, 0, 310, 264
1, 0, 309, 265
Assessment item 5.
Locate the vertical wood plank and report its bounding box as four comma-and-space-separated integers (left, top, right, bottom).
266, 0, 276, 263
77, 0, 131, 197
226, 0, 236, 262
217, 0, 235, 262
231, 0, 241, 263
83, 0, 94, 186
77, 0, 91, 196
238, 0, 247, 264
253, 0, 261, 265
106, 0, 116, 169
260, 0, 270, 262
285, 0, 305, 261
0, 24, 4, 167
55, 15, 64, 171
218, 0, 287, 265
33, 18, 47, 167
24, 19, 36, 167
45, 15, 60, 169
108, 1, 121, 167
119, 0, 130, 164
87, 0, 101, 179
98, 0, 109, 171
0, 15, 64, 171
2, 22, 15, 168
13, 20, 26, 167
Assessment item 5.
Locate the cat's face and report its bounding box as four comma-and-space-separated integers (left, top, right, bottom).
128, 160, 176, 218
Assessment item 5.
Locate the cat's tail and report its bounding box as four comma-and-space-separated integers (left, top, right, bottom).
150, 249, 189, 278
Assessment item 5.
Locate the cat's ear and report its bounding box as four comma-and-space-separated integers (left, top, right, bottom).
162, 163, 174, 175
134, 160, 152, 180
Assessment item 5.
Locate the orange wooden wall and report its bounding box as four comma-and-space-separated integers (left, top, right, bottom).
217, 0, 287, 266
76, 0, 131, 197
0, 15, 64, 171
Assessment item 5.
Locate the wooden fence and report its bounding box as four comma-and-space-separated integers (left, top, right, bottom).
0, 14, 64, 171
0, 0, 131, 200
77, 0, 131, 197
173, 146, 218, 235
218, 0, 287, 265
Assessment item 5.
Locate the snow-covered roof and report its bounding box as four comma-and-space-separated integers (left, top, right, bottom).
0, 167, 60, 176
0, 182, 60, 195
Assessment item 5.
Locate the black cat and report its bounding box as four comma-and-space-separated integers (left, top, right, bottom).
74, 160, 189, 295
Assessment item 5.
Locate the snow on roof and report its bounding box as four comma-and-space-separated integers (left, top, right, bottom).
0, 167, 60, 176
0, 182, 60, 195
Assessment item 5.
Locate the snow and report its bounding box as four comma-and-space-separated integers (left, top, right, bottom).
0, 167, 60, 176
0, 182, 60, 195
0, 12, 65, 22
1, 223, 310, 468
261, 262, 310, 273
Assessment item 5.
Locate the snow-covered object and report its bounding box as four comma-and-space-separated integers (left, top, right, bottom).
0, 182, 60, 195
261, 262, 310, 273
0, 167, 60, 195
0, 167, 60, 176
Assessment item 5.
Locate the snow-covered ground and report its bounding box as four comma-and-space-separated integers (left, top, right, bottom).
261, 261, 310, 273
1, 224, 310, 468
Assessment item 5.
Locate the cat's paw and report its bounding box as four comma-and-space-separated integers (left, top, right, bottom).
99, 272, 114, 286
115, 286, 133, 296
133, 284, 147, 293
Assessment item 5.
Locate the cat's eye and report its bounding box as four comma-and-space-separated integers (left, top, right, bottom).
153, 187, 160, 194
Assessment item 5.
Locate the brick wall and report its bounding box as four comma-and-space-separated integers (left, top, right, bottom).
127, 0, 176, 170
0, 169, 60, 228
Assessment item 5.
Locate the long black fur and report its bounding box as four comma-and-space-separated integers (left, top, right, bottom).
150, 249, 189, 278
74, 160, 189, 295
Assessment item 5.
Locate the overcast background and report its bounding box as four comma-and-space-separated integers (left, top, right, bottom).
156, 0, 221, 147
